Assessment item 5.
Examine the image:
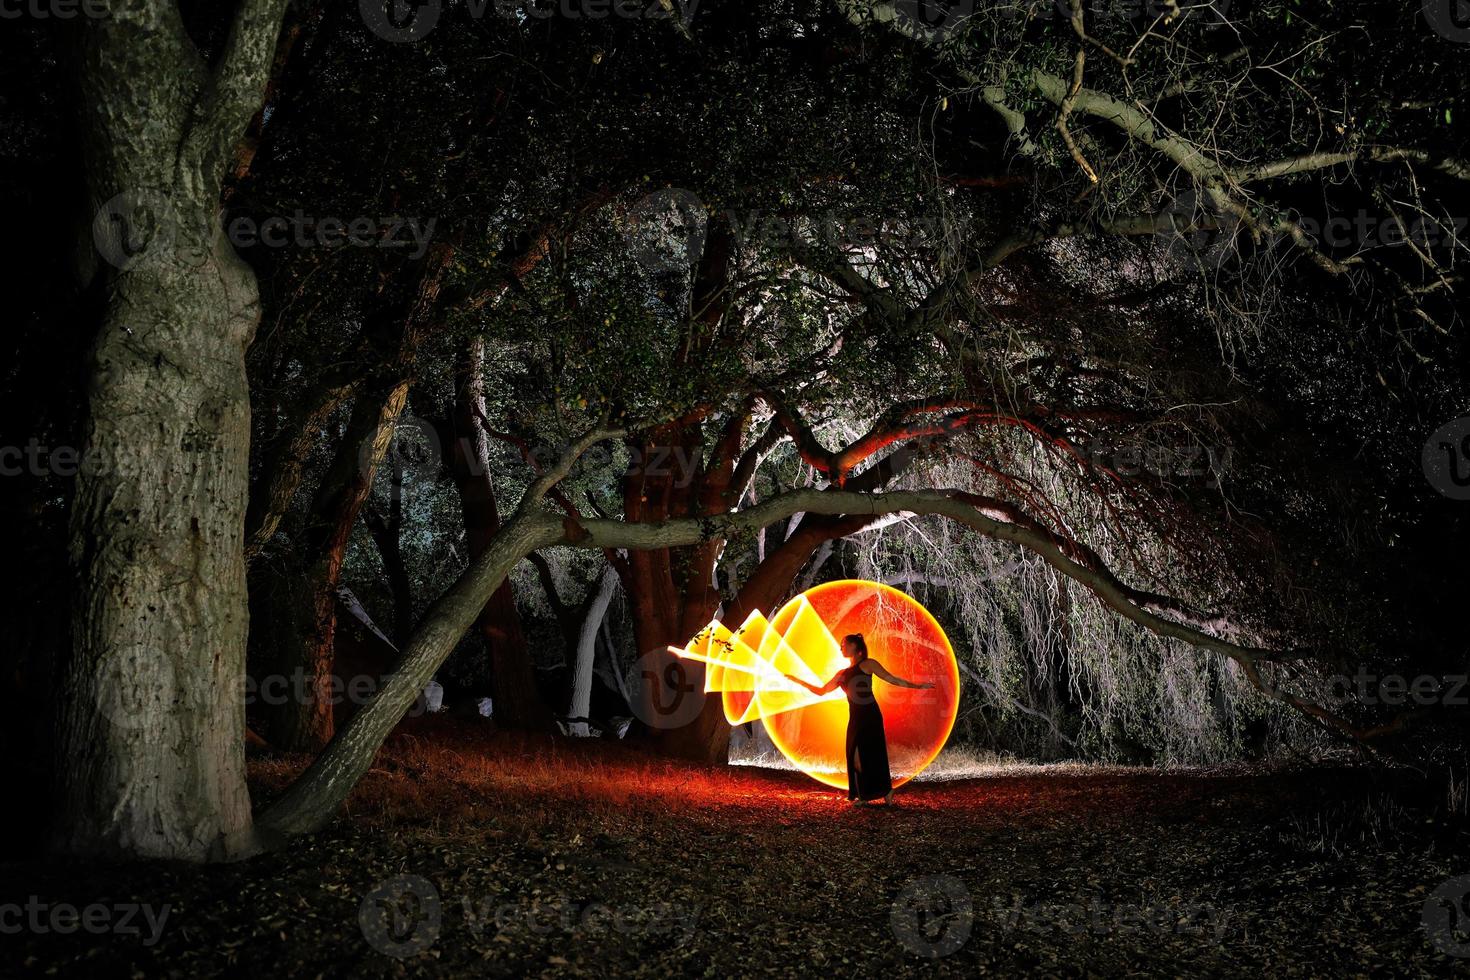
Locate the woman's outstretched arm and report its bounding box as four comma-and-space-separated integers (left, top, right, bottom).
862, 661, 935, 689
784, 672, 842, 696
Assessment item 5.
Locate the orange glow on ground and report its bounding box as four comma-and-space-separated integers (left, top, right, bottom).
672, 580, 960, 790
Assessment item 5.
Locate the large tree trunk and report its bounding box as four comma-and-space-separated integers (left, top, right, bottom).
445, 337, 553, 730
614, 223, 750, 762
619, 422, 729, 762
54, 0, 290, 861
58, 227, 263, 860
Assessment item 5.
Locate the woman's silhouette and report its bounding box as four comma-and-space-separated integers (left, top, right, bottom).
787, 633, 933, 805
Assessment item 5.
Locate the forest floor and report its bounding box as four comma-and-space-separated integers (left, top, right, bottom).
5, 718, 1470, 978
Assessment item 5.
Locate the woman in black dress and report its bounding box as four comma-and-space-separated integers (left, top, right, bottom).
787, 633, 934, 805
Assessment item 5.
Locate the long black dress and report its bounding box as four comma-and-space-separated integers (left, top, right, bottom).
839, 663, 892, 801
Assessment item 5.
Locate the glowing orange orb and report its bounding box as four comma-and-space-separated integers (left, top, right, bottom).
764, 580, 960, 788
672, 580, 960, 790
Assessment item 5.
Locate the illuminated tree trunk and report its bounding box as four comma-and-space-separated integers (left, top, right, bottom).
60, 229, 264, 860
621, 432, 874, 763
619, 419, 732, 761
624, 559, 731, 761
569, 568, 619, 735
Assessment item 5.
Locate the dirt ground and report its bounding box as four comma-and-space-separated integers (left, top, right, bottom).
5, 720, 1469, 978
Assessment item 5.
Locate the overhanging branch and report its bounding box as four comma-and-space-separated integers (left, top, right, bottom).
557, 486, 1408, 745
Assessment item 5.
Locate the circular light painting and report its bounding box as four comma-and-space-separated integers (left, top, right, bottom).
673, 580, 960, 789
